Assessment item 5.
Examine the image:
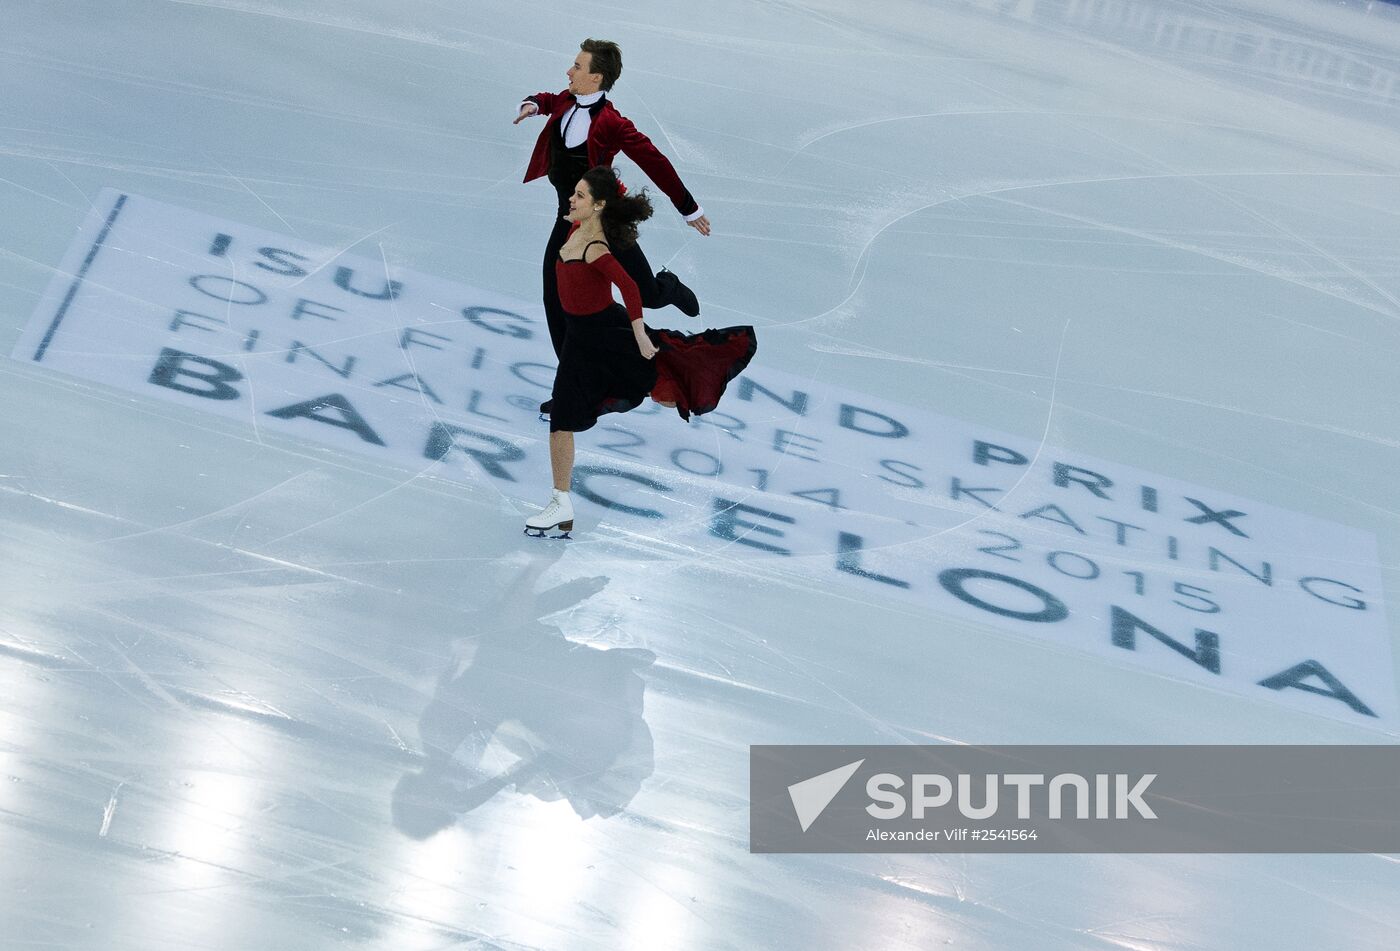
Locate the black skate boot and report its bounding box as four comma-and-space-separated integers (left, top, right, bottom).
655, 268, 699, 317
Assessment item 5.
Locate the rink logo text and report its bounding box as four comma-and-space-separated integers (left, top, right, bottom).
972, 0, 1400, 102
751, 746, 1400, 854
14, 189, 1397, 727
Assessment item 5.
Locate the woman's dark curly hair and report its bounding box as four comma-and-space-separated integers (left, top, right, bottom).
582, 165, 652, 250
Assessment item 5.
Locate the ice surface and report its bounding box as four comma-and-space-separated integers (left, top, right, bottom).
3, 0, 1400, 948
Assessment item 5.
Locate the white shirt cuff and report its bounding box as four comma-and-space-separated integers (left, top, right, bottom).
683, 206, 705, 222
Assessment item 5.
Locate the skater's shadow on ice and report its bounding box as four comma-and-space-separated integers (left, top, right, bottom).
392, 548, 655, 838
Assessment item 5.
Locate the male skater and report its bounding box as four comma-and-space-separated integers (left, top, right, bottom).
514, 39, 710, 371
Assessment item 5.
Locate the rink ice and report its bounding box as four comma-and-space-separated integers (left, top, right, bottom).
3, 0, 1400, 948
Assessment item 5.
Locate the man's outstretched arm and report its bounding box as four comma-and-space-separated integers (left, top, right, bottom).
617, 119, 712, 236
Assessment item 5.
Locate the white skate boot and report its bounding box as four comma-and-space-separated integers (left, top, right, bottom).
524, 490, 575, 538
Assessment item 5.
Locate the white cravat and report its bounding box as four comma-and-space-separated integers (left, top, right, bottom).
560, 90, 605, 148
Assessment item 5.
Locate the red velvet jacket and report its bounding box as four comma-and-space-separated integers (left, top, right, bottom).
522, 90, 699, 218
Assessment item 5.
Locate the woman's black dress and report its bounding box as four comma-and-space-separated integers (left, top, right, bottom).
549, 245, 755, 434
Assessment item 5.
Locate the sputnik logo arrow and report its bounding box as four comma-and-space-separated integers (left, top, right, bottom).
787, 759, 865, 832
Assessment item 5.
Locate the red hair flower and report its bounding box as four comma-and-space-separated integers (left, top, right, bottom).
616, 178, 627, 196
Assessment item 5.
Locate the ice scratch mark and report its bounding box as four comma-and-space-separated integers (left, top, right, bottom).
205, 153, 302, 238
0, 173, 83, 209
45, 159, 92, 204
806, 339, 1400, 449
99, 782, 125, 838
91, 472, 315, 544
0, 484, 127, 521
1052, 111, 1400, 322
284, 221, 400, 291
989, 189, 1400, 325
152, 0, 577, 76
384, 721, 410, 753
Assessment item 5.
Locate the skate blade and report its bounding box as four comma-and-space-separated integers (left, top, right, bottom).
524, 520, 573, 540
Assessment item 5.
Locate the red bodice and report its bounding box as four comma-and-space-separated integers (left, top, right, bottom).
555, 228, 642, 321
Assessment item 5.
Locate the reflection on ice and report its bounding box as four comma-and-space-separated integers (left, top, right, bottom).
394, 549, 655, 836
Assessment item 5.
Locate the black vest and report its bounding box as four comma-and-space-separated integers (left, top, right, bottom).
548, 100, 599, 208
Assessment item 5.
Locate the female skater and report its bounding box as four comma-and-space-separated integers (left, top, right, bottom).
525, 166, 756, 537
